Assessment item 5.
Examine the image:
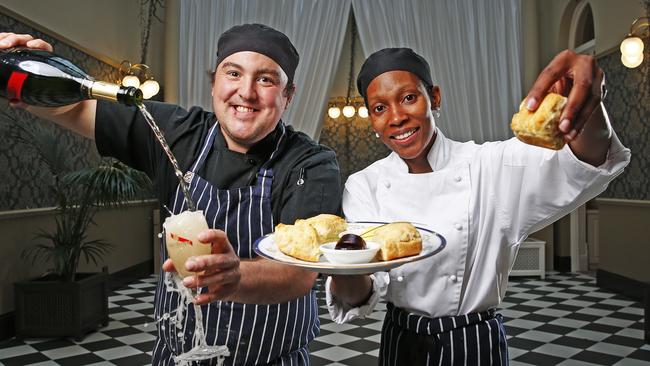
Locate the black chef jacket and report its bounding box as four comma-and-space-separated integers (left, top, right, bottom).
94, 100, 342, 224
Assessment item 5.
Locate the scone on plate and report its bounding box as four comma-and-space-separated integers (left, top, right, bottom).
296, 214, 347, 243
369, 222, 422, 261
274, 223, 321, 262
511, 92, 568, 150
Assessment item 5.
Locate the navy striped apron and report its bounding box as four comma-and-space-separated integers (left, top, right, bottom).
380, 303, 509, 366
152, 121, 319, 365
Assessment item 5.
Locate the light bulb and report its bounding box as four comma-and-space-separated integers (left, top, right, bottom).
342, 105, 356, 118
140, 79, 160, 99
621, 53, 644, 68
358, 106, 369, 118
122, 75, 141, 89
620, 36, 644, 58
328, 106, 341, 119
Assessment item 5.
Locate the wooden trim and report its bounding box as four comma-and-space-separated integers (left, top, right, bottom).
596, 198, 650, 208
0, 199, 158, 220
596, 44, 620, 58
0, 4, 121, 68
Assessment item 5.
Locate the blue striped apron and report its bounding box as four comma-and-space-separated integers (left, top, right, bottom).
380, 303, 509, 366
152, 121, 319, 365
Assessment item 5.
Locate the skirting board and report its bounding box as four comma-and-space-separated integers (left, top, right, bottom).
597, 269, 649, 344
0, 260, 153, 342
597, 269, 648, 302
554, 256, 571, 273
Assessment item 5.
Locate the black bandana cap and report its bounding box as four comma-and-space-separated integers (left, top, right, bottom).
215, 23, 299, 81
357, 48, 433, 105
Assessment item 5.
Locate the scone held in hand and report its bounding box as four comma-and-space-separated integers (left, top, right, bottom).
511, 92, 568, 150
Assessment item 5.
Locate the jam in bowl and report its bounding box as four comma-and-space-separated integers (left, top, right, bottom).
320, 238, 380, 264
335, 234, 367, 250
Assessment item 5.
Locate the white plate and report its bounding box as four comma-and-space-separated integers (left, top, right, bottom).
254, 221, 446, 275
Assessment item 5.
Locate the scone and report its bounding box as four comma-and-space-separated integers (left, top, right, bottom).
296, 214, 347, 242
274, 223, 321, 262
511, 92, 568, 150
369, 222, 422, 261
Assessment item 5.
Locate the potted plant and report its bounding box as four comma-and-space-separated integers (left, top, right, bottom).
11, 121, 152, 341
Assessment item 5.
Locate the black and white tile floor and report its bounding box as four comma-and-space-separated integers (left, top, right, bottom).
1, 272, 648, 365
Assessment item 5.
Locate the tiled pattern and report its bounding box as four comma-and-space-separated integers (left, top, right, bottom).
1, 273, 648, 365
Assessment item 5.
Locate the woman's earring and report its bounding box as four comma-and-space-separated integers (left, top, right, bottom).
434, 108, 441, 119
374, 132, 380, 138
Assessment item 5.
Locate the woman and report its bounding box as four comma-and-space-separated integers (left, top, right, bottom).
326, 48, 630, 365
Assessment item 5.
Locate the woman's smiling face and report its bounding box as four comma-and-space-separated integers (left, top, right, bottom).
366, 70, 440, 171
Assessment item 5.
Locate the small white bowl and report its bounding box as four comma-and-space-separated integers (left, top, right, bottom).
320, 241, 380, 264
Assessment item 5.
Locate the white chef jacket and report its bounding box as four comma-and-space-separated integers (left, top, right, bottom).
326, 124, 630, 323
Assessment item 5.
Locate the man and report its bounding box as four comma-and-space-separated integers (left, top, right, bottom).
1, 24, 342, 365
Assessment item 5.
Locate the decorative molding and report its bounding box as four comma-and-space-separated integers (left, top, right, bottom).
0, 200, 158, 220
596, 198, 650, 208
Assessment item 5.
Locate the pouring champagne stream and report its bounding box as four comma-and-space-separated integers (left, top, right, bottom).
138, 105, 229, 364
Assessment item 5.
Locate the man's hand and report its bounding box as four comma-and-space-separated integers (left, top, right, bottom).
0, 32, 53, 52
0, 33, 54, 109
162, 229, 241, 305
525, 49, 606, 142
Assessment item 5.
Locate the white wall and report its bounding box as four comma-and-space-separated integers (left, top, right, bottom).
1, 0, 166, 84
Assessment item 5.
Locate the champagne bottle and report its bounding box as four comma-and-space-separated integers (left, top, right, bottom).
0, 47, 142, 106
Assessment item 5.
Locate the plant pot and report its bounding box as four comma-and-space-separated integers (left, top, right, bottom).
14, 271, 109, 341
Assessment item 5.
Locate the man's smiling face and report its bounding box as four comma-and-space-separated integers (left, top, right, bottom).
212, 51, 293, 153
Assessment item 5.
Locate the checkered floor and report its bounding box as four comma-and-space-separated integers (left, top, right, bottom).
1, 272, 648, 365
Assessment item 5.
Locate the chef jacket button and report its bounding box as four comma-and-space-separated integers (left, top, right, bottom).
384, 181, 391, 188
454, 175, 462, 182
454, 223, 463, 231
449, 275, 457, 282
397, 276, 404, 282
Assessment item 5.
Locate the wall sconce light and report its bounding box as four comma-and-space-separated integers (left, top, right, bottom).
119, 61, 160, 99
620, 17, 649, 68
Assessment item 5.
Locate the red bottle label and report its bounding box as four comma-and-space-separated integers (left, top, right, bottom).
7, 71, 28, 103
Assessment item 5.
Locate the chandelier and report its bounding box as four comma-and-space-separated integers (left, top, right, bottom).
118, 61, 160, 99
327, 19, 368, 120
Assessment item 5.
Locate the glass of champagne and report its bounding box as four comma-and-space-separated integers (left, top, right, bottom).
163, 210, 230, 363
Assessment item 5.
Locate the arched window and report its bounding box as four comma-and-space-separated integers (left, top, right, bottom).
569, 1, 596, 55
